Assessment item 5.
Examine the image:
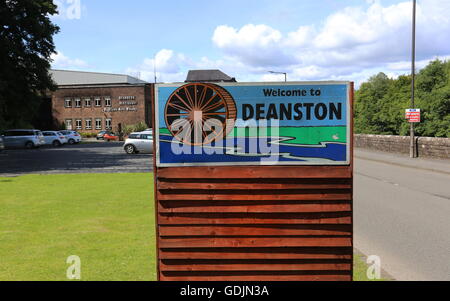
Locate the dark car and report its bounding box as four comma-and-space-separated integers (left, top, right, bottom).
96, 131, 113, 140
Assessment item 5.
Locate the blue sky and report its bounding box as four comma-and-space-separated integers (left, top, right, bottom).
51, 0, 450, 85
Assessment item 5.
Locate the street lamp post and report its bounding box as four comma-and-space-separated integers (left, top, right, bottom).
268, 71, 287, 82
410, 0, 416, 158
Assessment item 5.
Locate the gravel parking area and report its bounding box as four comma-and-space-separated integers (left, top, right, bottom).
0, 142, 153, 176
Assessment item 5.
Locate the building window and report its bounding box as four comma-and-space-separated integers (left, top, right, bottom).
64, 98, 72, 108
75, 119, 82, 130
65, 119, 73, 130
105, 118, 112, 130
85, 119, 92, 130
95, 118, 102, 130
75, 98, 81, 108
95, 97, 101, 107
105, 96, 111, 107
84, 98, 91, 107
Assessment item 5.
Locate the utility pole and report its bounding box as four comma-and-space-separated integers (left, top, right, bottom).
410, 0, 416, 158
268, 71, 287, 82
154, 54, 157, 84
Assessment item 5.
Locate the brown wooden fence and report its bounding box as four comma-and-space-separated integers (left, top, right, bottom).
153, 165, 353, 281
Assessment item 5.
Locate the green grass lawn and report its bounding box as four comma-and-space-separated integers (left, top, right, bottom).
0, 173, 381, 281
0, 173, 156, 281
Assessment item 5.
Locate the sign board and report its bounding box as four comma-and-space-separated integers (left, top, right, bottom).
405, 108, 420, 122
155, 82, 351, 167
151, 81, 354, 281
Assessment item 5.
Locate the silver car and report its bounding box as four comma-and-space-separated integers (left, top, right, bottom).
60, 130, 82, 144
0, 136, 4, 150
42, 131, 67, 147
123, 130, 153, 154
1, 129, 45, 149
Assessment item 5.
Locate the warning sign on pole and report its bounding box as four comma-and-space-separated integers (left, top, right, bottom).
405, 109, 420, 123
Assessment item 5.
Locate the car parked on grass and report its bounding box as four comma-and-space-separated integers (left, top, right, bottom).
123, 130, 153, 154
60, 130, 81, 144
42, 131, 67, 147
1, 129, 45, 149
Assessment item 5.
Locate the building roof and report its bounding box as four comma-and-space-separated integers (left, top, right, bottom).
185, 69, 236, 83
50, 69, 148, 86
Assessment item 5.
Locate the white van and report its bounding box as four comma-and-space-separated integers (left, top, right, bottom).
1, 129, 45, 149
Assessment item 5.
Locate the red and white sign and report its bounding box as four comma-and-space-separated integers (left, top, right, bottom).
405, 109, 420, 123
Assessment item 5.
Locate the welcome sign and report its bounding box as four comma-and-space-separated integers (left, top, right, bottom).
154, 81, 351, 167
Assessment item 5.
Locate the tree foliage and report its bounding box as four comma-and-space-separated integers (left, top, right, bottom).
0, 0, 59, 130
355, 59, 450, 138
122, 122, 150, 136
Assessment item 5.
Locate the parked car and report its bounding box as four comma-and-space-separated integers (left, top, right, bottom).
103, 132, 119, 142
42, 131, 67, 147
57, 132, 69, 144
96, 131, 113, 140
60, 130, 81, 144
123, 130, 153, 154
1, 129, 45, 149
0, 136, 4, 150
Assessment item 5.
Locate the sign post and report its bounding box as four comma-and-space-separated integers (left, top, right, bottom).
152, 81, 354, 281
405, 108, 420, 123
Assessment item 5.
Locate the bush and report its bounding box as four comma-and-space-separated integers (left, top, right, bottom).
79, 132, 97, 138
122, 122, 149, 136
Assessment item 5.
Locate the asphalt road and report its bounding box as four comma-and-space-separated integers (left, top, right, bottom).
0, 142, 152, 176
354, 149, 450, 281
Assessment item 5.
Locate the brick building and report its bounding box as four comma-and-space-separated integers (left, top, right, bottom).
50, 70, 153, 133
49, 69, 235, 133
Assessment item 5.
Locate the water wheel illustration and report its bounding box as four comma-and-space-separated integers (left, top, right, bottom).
164, 83, 237, 145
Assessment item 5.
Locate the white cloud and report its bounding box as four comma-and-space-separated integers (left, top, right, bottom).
209, 0, 450, 85
212, 24, 295, 67
126, 49, 195, 83
284, 26, 315, 48
142, 49, 193, 74
261, 73, 286, 82
51, 51, 88, 69
127, 0, 450, 86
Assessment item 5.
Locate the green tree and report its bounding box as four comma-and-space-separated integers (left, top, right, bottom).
122, 122, 150, 136
354, 72, 392, 134
355, 60, 450, 138
414, 59, 450, 137
380, 75, 411, 136
0, 0, 59, 130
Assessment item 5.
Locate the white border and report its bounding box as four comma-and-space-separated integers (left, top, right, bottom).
155, 81, 351, 167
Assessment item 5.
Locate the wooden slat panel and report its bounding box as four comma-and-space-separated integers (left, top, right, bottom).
158, 213, 351, 225
157, 191, 351, 201
158, 181, 351, 190
159, 225, 352, 237
159, 201, 351, 213
158, 166, 352, 179
159, 248, 353, 260
160, 273, 351, 281
160, 262, 351, 272
159, 237, 351, 248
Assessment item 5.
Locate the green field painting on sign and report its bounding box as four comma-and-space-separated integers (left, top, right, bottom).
159, 126, 347, 145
